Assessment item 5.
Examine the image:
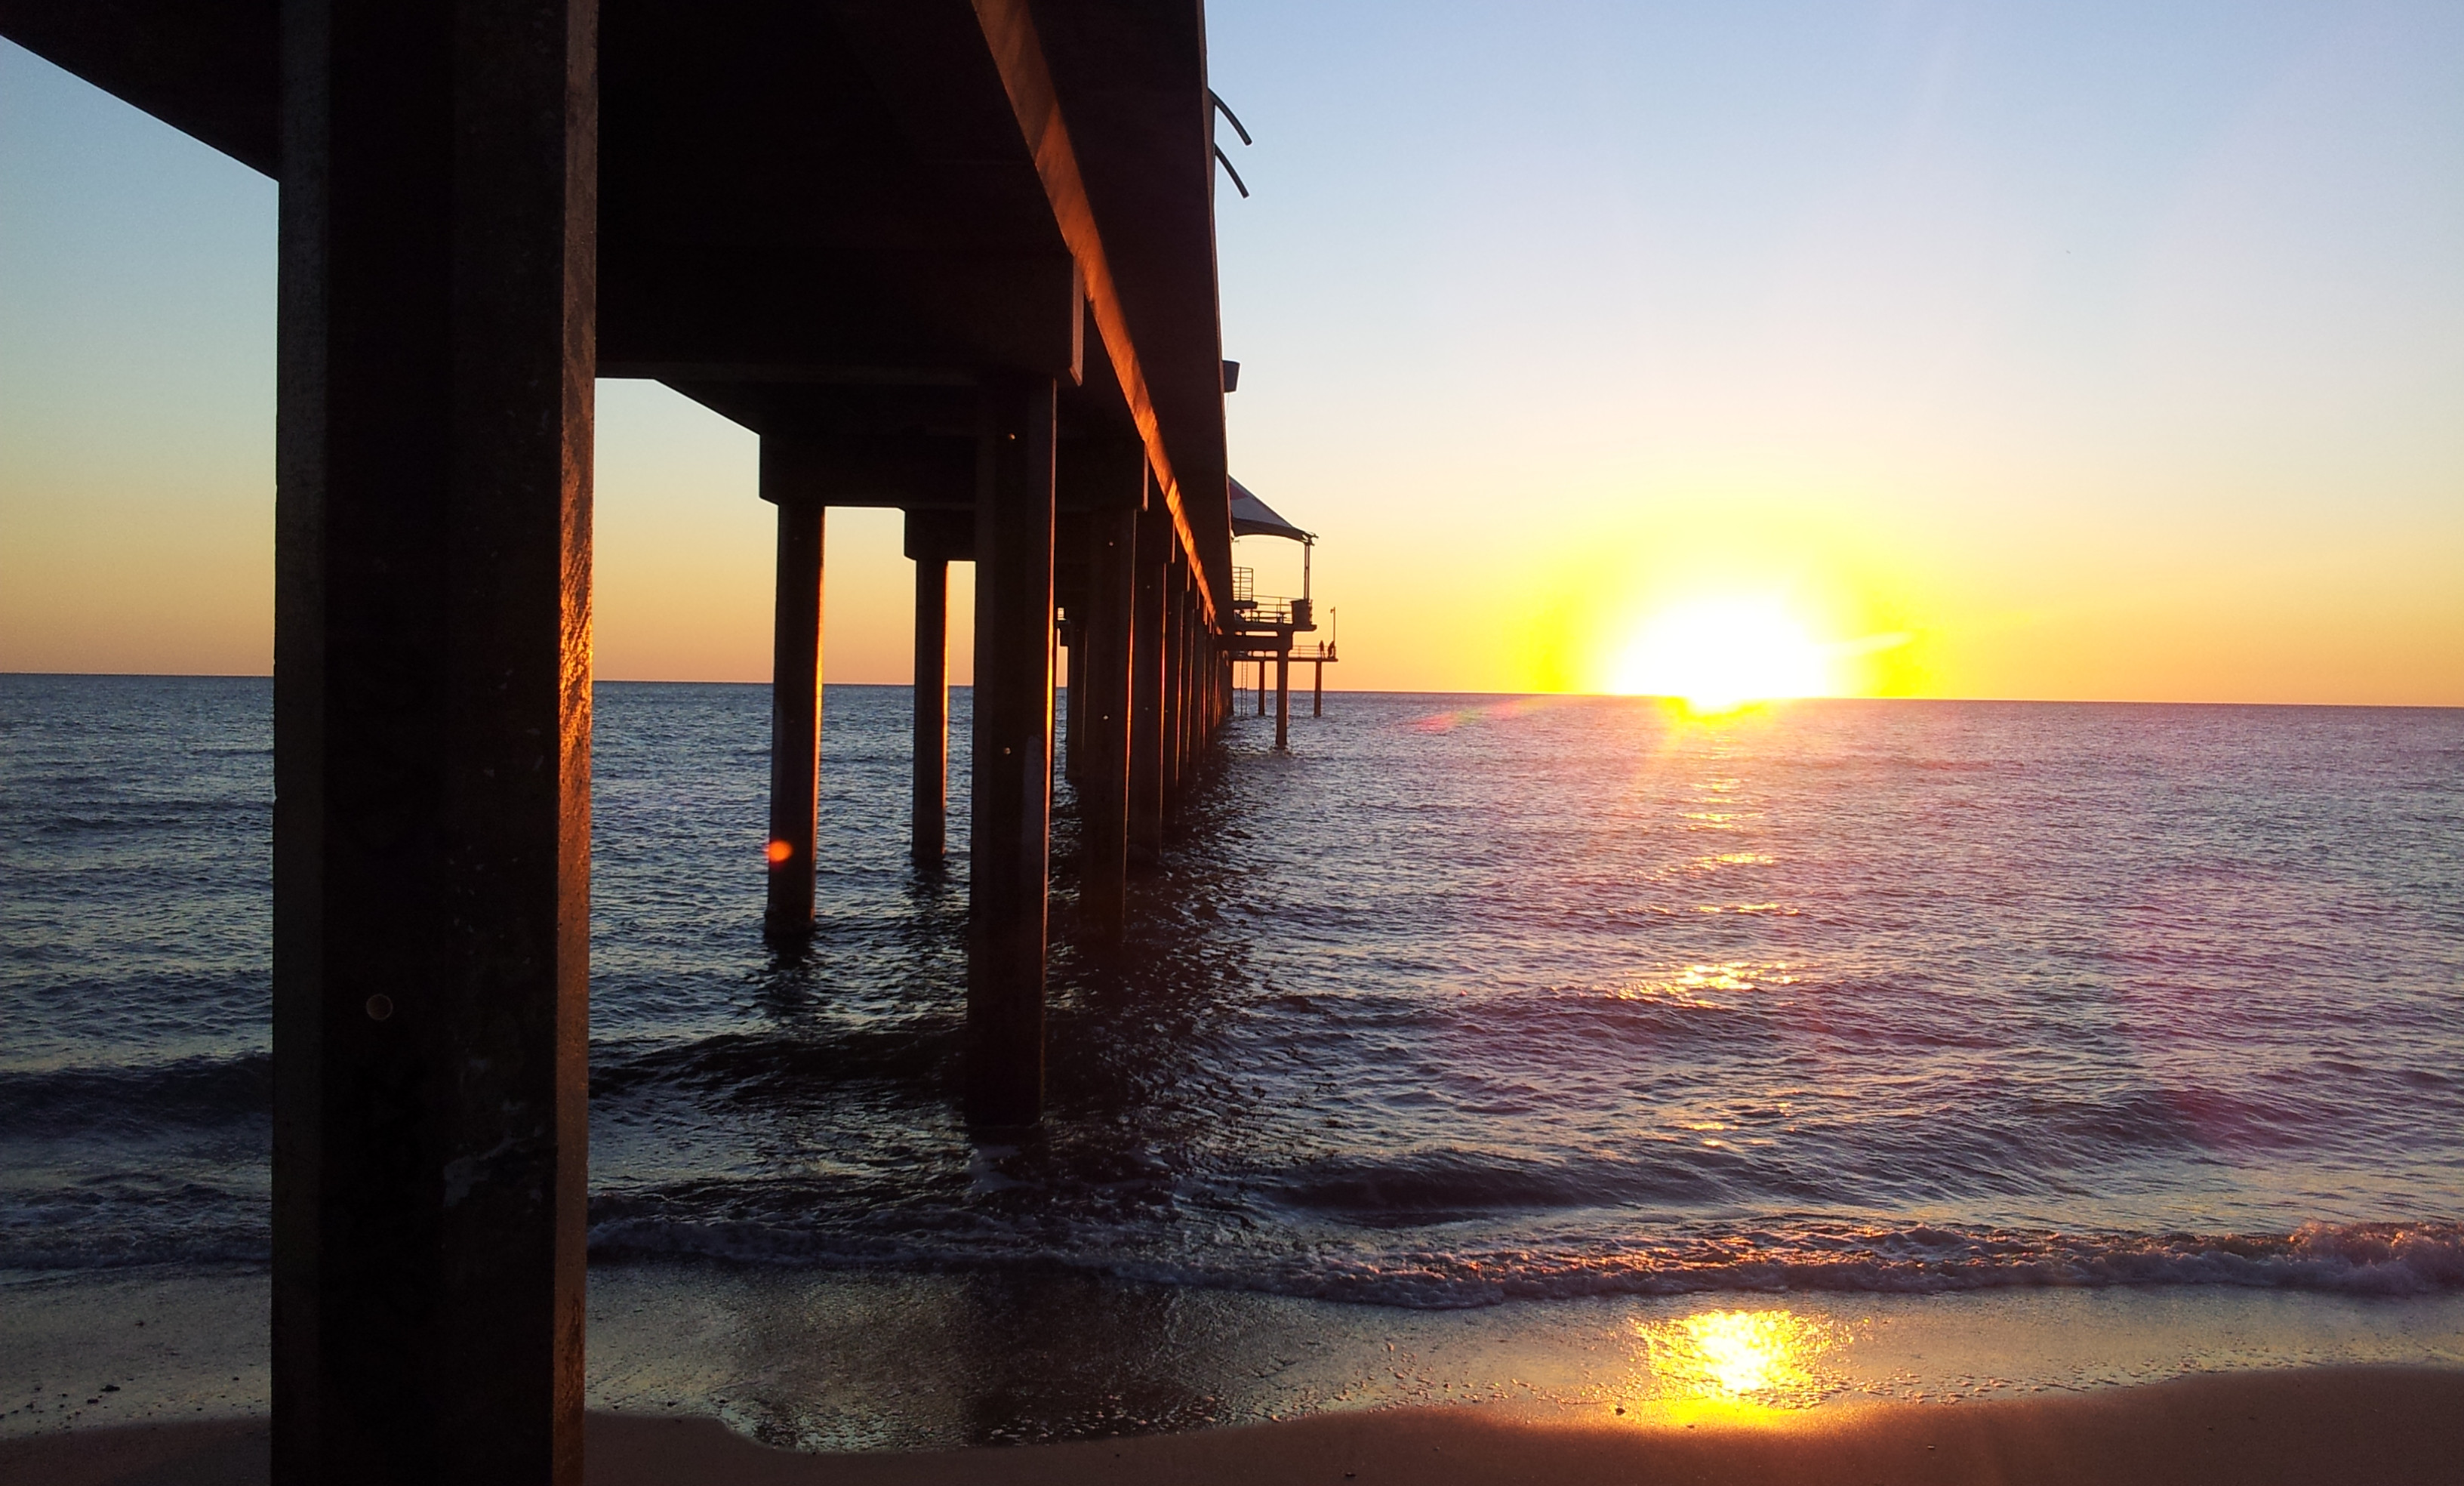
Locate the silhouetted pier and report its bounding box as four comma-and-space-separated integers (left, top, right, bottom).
2, 3, 1325, 1480
1222, 478, 1333, 749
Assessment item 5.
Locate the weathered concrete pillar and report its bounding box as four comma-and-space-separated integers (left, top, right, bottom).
910, 550, 948, 867
967, 376, 1057, 1126
1061, 615, 1082, 785
1159, 561, 1182, 813
1185, 592, 1203, 760
1276, 643, 1292, 751
1184, 587, 1200, 774
272, 3, 594, 1482
1078, 501, 1136, 940
1128, 506, 1169, 857
764, 486, 824, 941
1168, 574, 1190, 810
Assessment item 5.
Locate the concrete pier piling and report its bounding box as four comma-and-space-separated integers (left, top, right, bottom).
907, 531, 951, 868
1060, 614, 1083, 785
1076, 493, 1138, 941
1276, 647, 1292, 751
765, 482, 825, 942
1129, 505, 1170, 857
266, 2, 595, 1480
1160, 564, 1184, 815
966, 378, 1059, 1127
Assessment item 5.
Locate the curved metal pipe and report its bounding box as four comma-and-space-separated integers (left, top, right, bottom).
1214, 143, 1249, 199
1209, 89, 1254, 146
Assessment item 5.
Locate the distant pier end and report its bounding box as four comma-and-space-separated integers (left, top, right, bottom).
1223, 478, 1338, 749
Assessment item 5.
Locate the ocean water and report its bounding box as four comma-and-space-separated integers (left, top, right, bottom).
5, 674, 2463, 1312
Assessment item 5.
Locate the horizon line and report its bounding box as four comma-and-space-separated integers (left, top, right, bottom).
5, 671, 2458, 711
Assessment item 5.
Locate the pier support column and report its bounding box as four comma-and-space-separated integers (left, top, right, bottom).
1185, 590, 1201, 759
1060, 615, 1081, 785
1160, 563, 1184, 815
910, 549, 948, 866
1182, 584, 1202, 803
1257, 658, 1267, 715
1128, 505, 1168, 858
764, 484, 824, 941
1314, 657, 1325, 717
1276, 645, 1292, 751
1078, 498, 1136, 941
272, 4, 594, 1482
966, 376, 1058, 1127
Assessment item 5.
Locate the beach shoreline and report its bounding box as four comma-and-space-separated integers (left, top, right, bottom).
14, 1261, 2464, 1450
8, 1366, 2462, 1485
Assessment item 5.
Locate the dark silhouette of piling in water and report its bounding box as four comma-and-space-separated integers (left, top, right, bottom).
765, 477, 825, 942
265, 3, 595, 1479
1129, 504, 1171, 857
910, 551, 949, 867
1276, 649, 1292, 751
1076, 489, 1138, 941
966, 377, 1058, 1127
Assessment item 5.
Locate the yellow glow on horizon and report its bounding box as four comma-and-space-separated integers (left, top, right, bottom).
1610, 595, 1835, 711
1636, 1309, 1842, 1408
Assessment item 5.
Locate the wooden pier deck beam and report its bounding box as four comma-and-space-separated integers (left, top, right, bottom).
763, 470, 824, 942
966, 376, 1058, 1127
271, 4, 593, 1481
1128, 504, 1169, 858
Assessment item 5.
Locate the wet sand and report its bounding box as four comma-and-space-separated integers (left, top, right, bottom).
14, 1265, 2464, 1450
8, 1367, 2462, 1486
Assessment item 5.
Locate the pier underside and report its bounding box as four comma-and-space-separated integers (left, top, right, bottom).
1, 1, 1241, 1479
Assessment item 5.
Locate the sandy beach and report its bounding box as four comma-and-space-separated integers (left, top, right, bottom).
10, 1366, 2462, 1486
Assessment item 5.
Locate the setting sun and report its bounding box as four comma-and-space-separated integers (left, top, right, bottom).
1610, 596, 1834, 712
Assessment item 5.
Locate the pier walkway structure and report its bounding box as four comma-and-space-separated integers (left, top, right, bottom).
1222, 478, 1335, 749
0, 4, 1310, 1482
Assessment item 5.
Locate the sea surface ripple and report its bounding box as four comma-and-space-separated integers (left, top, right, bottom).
4, 675, 2461, 1306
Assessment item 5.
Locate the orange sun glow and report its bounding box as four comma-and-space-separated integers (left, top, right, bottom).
1610, 596, 1834, 712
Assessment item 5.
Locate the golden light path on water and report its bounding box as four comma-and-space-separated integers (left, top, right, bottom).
1628, 1309, 1854, 1420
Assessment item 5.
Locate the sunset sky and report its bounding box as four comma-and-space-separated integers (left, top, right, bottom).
4, 2, 2459, 703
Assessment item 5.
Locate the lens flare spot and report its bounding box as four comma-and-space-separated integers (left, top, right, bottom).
765, 840, 793, 865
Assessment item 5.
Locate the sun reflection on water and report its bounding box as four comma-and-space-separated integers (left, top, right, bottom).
1634, 1309, 1846, 1411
